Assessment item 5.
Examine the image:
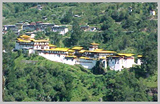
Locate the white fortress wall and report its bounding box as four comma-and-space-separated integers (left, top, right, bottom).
108, 58, 116, 70
38, 52, 76, 65
63, 58, 76, 65
114, 58, 123, 71
125, 58, 135, 68
77, 59, 97, 69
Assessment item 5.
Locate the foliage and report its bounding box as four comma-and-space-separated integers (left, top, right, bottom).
2, 2, 157, 102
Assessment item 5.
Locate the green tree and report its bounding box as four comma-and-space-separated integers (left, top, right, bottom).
141, 41, 157, 77
92, 61, 106, 75
70, 19, 83, 46
60, 9, 73, 24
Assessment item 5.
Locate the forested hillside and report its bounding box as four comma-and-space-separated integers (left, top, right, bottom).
2, 2, 158, 101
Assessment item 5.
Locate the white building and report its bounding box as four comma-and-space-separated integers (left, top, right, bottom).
52, 26, 69, 35
150, 10, 156, 15
15, 38, 142, 71
37, 5, 42, 11
3, 25, 18, 34
23, 25, 36, 31
15, 35, 50, 51
107, 53, 142, 71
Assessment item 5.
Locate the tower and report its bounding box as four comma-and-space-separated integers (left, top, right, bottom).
89, 42, 99, 51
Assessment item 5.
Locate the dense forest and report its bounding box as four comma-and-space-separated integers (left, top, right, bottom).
2, 2, 158, 101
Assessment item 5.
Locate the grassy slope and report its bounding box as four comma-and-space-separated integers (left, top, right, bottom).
13, 54, 105, 101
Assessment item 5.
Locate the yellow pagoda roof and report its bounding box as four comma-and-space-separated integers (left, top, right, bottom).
99, 57, 106, 59
51, 48, 69, 51
79, 50, 87, 53
68, 49, 75, 52
88, 50, 116, 53
72, 46, 83, 50
49, 44, 56, 47
17, 38, 31, 42
79, 57, 93, 60
90, 42, 99, 45
33, 39, 49, 42
65, 55, 77, 58
118, 53, 134, 57
30, 39, 35, 41
94, 49, 103, 51
20, 35, 31, 39
137, 55, 143, 58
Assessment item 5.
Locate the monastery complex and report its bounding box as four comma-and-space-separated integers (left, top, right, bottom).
15, 35, 142, 71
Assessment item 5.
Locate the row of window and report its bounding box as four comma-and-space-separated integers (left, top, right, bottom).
43, 51, 67, 54
19, 42, 49, 45
65, 59, 74, 61
20, 45, 33, 47
34, 42, 49, 45
19, 43, 34, 45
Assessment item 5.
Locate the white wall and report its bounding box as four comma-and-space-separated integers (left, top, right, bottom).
52, 28, 69, 35
29, 49, 35, 54
33, 46, 49, 50
125, 58, 135, 68
108, 58, 124, 71
89, 48, 94, 51
108, 57, 137, 71
77, 59, 97, 69
63, 58, 76, 65
137, 59, 142, 65
38, 53, 76, 65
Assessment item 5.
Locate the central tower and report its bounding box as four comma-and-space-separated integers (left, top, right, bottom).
89, 42, 99, 51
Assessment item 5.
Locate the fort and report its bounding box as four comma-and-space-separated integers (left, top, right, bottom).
15, 34, 142, 71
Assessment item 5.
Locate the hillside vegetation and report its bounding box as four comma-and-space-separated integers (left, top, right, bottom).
2, 2, 158, 101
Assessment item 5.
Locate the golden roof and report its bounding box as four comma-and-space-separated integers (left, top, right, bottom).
46, 48, 69, 51
94, 49, 103, 51
34, 39, 49, 42
20, 35, 31, 39
79, 57, 93, 60
90, 42, 99, 45
65, 55, 77, 58
49, 44, 56, 47
79, 50, 87, 53
17, 38, 31, 42
68, 49, 75, 52
137, 55, 142, 58
99, 57, 106, 59
17, 36, 49, 43
118, 53, 134, 57
30, 39, 35, 41
87, 50, 116, 53
72, 46, 83, 50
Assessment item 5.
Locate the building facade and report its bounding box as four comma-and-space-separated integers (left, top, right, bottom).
15, 35, 142, 71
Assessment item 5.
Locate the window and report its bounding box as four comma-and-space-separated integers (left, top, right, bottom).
117, 60, 119, 64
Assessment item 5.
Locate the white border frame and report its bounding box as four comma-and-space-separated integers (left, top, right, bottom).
0, 0, 159, 104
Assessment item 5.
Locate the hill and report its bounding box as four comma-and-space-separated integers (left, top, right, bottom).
2, 2, 158, 101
